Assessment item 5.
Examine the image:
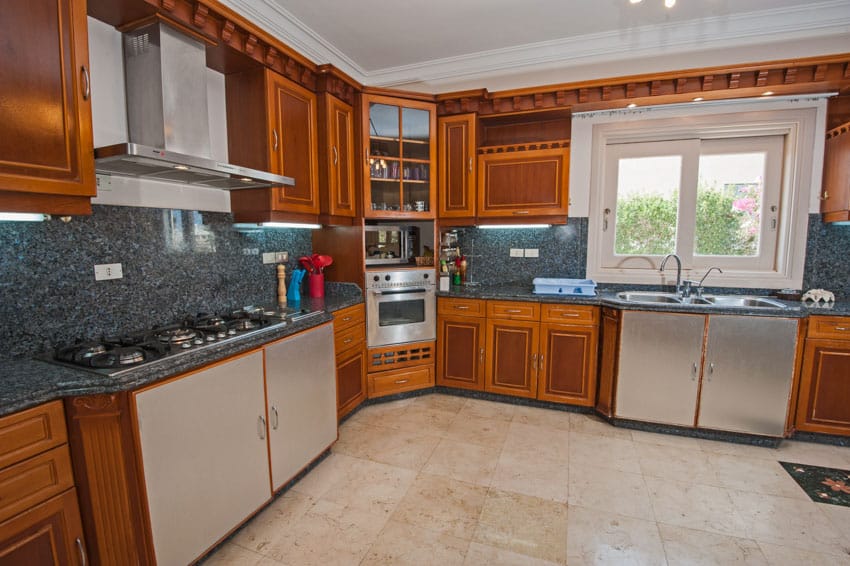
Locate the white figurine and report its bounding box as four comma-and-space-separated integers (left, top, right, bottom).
801, 289, 835, 303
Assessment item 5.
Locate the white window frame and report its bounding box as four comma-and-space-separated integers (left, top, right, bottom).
586, 105, 819, 289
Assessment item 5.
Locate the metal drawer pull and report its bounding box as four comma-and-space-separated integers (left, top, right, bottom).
271, 406, 279, 430
76, 538, 87, 566
332, 145, 339, 165
560, 312, 580, 317
455, 305, 470, 309
835, 326, 849, 331
258, 416, 266, 439
273, 129, 279, 151
691, 362, 698, 380
513, 210, 530, 215
394, 379, 410, 384
343, 338, 353, 344
531, 353, 538, 370
81, 66, 90, 101
480, 347, 485, 363
506, 309, 523, 313
343, 316, 352, 321
537, 354, 544, 373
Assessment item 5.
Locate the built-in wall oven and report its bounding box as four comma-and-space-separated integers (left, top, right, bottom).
366, 269, 436, 347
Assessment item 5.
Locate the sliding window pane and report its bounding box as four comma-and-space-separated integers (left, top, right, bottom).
614, 156, 680, 256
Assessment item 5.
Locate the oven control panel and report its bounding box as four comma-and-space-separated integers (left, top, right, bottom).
366, 268, 434, 290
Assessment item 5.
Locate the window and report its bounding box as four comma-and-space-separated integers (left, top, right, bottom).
584, 104, 822, 289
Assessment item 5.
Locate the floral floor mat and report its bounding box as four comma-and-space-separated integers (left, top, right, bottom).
780, 461, 850, 506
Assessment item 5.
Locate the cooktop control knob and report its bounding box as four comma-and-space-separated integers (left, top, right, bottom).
423, 273, 429, 279
385, 275, 391, 281
373, 275, 380, 282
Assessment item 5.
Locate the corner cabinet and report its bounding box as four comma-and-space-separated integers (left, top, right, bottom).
0, 0, 95, 215
226, 67, 319, 222
362, 94, 436, 218
438, 114, 477, 219
821, 122, 850, 223
795, 316, 850, 435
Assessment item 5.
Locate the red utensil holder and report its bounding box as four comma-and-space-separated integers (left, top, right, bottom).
308, 273, 325, 298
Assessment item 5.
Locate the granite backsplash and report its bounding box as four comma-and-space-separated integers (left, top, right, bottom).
0, 205, 315, 359
450, 214, 849, 297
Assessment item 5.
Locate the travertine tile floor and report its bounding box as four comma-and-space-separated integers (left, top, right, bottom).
204, 394, 850, 565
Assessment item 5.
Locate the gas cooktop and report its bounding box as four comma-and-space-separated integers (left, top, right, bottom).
45, 306, 324, 377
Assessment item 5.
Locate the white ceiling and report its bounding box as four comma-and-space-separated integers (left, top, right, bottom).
220, 0, 850, 93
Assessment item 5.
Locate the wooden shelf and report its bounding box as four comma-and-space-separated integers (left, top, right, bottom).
478, 140, 570, 154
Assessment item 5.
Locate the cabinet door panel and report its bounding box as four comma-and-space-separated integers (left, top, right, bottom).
615, 312, 704, 426
0, 0, 94, 198
821, 127, 850, 219
485, 320, 538, 398
0, 490, 85, 566
699, 316, 797, 436
438, 114, 476, 218
337, 347, 367, 419
134, 352, 270, 566
538, 323, 598, 406
437, 314, 485, 390
796, 339, 850, 434
477, 148, 568, 217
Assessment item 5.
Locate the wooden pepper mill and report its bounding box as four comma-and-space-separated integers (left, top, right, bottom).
277, 264, 287, 306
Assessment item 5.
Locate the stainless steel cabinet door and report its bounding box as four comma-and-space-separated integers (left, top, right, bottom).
615, 311, 705, 426
698, 316, 798, 436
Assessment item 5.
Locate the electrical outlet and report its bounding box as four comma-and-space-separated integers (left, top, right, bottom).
276, 251, 289, 263
510, 248, 524, 258
262, 252, 277, 264
94, 263, 123, 281
524, 248, 539, 258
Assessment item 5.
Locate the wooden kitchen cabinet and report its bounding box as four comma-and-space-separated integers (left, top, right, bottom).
538, 305, 599, 406
226, 67, 319, 222
334, 304, 367, 419
438, 113, 477, 219
485, 303, 541, 399
318, 93, 357, 221
820, 122, 850, 223
0, 0, 95, 215
362, 94, 436, 218
796, 316, 850, 435
437, 313, 486, 391
596, 307, 622, 417
0, 401, 87, 566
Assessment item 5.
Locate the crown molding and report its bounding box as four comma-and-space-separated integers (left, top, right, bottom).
218, 0, 850, 91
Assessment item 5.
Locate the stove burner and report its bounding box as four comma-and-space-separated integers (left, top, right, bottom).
156, 328, 198, 344
228, 319, 260, 331
56, 343, 108, 365
117, 347, 146, 365
191, 316, 227, 332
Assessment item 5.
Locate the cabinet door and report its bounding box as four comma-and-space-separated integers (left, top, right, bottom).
133, 351, 270, 566
821, 126, 850, 221
437, 314, 486, 390
0, 489, 86, 566
268, 72, 319, 214
337, 346, 367, 419
265, 324, 337, 491
477, 148, 569, 218
796, 338, 850, 435
438, 114, 476, 218
320, 94, 356, 218
615, 312, 705, 427
485, 319, 539, 398
0, 0, 95, 209
538, 322, 598, 406
699, 316, 798, 436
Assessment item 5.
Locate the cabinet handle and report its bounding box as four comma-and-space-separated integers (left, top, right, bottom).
603, 208, 611, 232
531, 353, 537, 370
365, 147, 370, 164
691, 362, 698, 380
468, 157, 473, 173
835, 326, 849, 331
480, 347, 485, 364
332, 145, 339, 166
506, 309, 523, 313
80, 66, 90, 101
271, 406, 279, 430
455, 305, 470, 310
343, 338, 353, 344
342, 316, 352, 321
560, 312, 580, 317
512, 210, 530, 215
537, 353, 544, 373
76, 538, 87, 566
258, 415, 266, 439
394, 379, 410, 384
273, 129, 279, 151
707, 362, 715, 382
820, 191, 829, 201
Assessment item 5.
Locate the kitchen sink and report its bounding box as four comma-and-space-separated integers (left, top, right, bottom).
615, 292, 787, 309
701, 295, 788, 309
616, 292, 682, 304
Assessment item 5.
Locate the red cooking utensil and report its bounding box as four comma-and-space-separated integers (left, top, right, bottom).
298, 256, 315, 273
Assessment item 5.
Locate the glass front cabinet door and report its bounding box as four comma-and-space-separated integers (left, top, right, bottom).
363, 95, 436, 218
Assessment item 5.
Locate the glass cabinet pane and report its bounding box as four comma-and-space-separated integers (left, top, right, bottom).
369, 103, 400, 158
402, 107, 430, 160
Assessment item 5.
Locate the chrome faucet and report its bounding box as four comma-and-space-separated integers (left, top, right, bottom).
695, 266, 723, 297
659, 253, 682, 295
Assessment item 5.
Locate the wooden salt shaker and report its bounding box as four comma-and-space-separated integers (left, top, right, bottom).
277, 264, 287, 306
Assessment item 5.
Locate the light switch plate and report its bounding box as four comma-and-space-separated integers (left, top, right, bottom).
262, 252, 277, 264
94, 263, 123, 281
510, 248, 524, 257
524, 248, 539, 258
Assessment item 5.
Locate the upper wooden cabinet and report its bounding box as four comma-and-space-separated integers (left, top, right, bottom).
478, 147, 569, 219
362, 94, 436, 219
226, 67, 319, 222
821, 122, 850, 223
0, 0, 95, 215
318, 94, 357, 221
438, 114, 476, 219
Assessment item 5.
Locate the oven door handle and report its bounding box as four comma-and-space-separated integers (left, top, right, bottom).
370, 288, 431, 295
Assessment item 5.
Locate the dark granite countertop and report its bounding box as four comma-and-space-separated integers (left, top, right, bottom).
0, 284, 363, 418
437, 284, 850, 318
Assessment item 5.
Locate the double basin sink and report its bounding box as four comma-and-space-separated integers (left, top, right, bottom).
616, 291, 788, 309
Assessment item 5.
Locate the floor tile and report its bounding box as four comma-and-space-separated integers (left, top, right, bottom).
290, 453, 362, 499
463, 542, 561, 566
422, 438, 501, 486
569, 431, 641, 473
332, 421, 441, 470
231, 491, 315, 554
630, 428, 704, 450
636, 441, 720, 485
361, 520, 469, 565
659, 523, 768, 565
391, 405, 459, 435
459, 398, 517, 421
473, 488, 568, 563
645, 476, 748, 537
344, 398, 412, 428
201, 542, 264, 565
709, 454, 809, 500
568, 464, 655, 521
317, 458, 417, 518
442, 414, 511, 448
491, 449, 569, 502
774, 441, 850, 470
757, 541, 850, 566
566, 506, 666, 566
513, 405, 572, 431
569, 413, 633, 439
697, 439, 782, 461
391, 473, 488, 540
409, 393, 468, 413
501, 421, 570, 463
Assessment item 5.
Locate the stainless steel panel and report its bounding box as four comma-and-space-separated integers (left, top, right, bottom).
616, 311, 705, 426
698, 316, 798, 436
367, 287, 436, 347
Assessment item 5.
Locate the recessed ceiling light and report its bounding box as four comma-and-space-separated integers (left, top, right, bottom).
627, 103, 637, 108
665, 0, 676, 7
629, 0, 642, 3
762, 91, 774, 96
692, 97, 704, 102
173, 165, 189, 170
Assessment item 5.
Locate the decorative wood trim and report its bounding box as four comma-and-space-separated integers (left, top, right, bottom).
192, 2, 208, 27
826, 121, 850, 139
478, 140, 570, 154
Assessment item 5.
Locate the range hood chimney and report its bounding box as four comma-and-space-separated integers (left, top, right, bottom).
94, 21, 293, 190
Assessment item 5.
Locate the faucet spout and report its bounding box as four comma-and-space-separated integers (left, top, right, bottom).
660, 254, 682, 295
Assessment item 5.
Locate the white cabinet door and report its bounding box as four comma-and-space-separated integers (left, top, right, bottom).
134, 351, 270, 566
265, 323, 338, 490
699, 316, 798, 436
615, 311, 706, 427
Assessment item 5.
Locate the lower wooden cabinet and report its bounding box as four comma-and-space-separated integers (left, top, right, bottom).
485, 319, 539, 398
333, 304, 367, 419
369, 365, 434, 398
437, 313, 486, 390
0, 489, 86, 566
796, 316, 850, 435
538, 322, 599, 406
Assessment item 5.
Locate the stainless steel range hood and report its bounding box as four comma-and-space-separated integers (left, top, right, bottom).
94, 22, 293, 191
